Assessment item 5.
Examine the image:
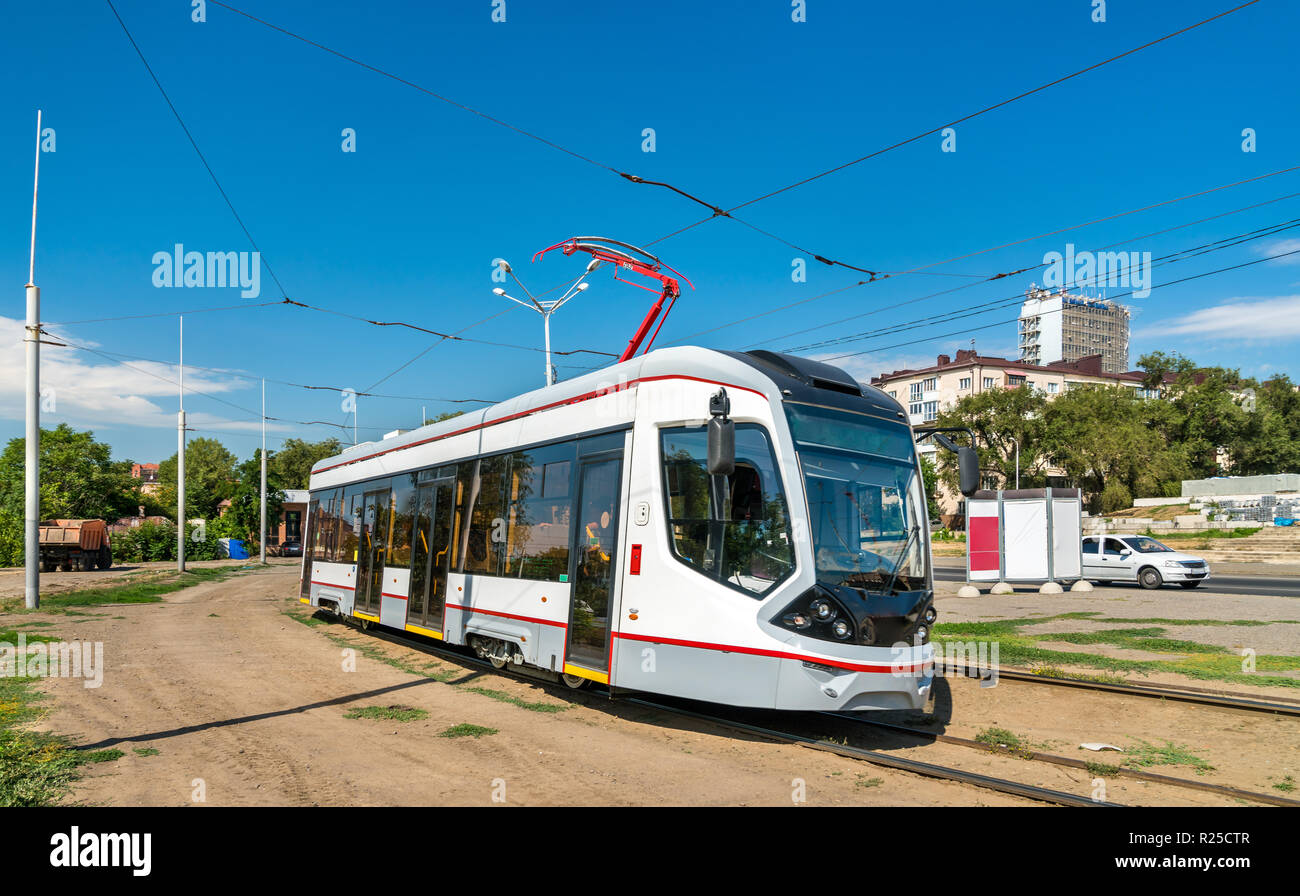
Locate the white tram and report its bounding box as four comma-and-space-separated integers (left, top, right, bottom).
300, 347, 965, 711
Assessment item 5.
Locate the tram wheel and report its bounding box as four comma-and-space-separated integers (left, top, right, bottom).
561, 673, 588, 690
489, 655, 509, 670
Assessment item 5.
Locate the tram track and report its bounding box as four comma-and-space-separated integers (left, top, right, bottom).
322, 611, 1122, 807
322, 611, 1300, 806
988, 668, 1300, 716
826, 712, 1300, 808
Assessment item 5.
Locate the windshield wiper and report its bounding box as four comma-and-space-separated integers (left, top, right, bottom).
881, 523, 921, 596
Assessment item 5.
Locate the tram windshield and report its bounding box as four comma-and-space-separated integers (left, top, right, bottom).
786, 404, 929, 593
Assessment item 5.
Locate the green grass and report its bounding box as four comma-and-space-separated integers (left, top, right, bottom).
0, 628, 59, 645
1, 566, 244, 613
344, 705, 429, 722
1084, 760, 1123, 778
438, 723, 497, 739
0, 673, 83, 806
1272, 775, 1295, 793
1123, 739, 1215, 775
1143, 527, 1261, 540
1051, 612, 1297, 628
80, 748, 125, 764
855, 776, 884, 789
973, 726, 1048, 758
462, 686, 567, 714
132, 747, 160, 757
933, 614, 1300, 689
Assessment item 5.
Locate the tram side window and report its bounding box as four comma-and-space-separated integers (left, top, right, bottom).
390, 474, 416, 568
503, 443, 575, 582
310, 488, 340, 561
463, 456, 510, 575
338, 485, 363, 564
660, 425, 795, 597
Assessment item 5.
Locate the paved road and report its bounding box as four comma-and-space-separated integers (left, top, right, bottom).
932, 559, 1300, 598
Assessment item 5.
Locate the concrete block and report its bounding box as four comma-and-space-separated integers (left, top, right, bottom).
957, 585, 981, 597
990, 581, 1014, 594
1069, 580, 1094, 592
1039, 581, 1064, 594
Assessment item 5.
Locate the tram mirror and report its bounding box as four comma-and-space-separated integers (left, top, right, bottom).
957, 446, 980, 497
707, 417, 735, 477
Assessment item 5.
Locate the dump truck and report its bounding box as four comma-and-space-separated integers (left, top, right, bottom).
37, 519, 113, 571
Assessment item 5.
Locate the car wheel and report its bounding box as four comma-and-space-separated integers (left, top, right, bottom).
1179, 581, 1201, 589
1138, 567, 1163, 590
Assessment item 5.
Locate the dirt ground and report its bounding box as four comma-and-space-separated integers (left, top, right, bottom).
14, 566, 1037, 807
7, 564, 1296, 806
0, 558, 277, 602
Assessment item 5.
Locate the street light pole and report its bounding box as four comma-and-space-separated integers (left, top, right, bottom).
260, 378, 267, 565
24, 110, 42, 610
493, 258, 597, 387
177, 316, 186, 573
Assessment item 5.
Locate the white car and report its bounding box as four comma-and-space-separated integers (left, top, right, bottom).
1082, 534, 1211, 590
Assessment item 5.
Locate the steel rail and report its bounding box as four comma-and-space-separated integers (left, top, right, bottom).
828, 713, 1300, 808
316, 612, 1120, 806
990, 669, 1300, 717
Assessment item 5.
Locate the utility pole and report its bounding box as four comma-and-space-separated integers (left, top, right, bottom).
260, 378, 267, 564
177, 316, 186, 572
24, 110, 42, 610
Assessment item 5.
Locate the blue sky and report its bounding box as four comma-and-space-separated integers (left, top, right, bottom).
3, 0, 1299, 464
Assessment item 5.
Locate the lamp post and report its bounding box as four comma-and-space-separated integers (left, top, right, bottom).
493, 258, 598, 386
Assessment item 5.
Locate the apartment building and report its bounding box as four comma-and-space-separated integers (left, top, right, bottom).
1019, 286, 1130, 374
871, 349, 1151, 427
870, 350, 1154, 518
130, 462, 161, 496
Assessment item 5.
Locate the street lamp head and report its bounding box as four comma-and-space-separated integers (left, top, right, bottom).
492, 287, 506, 296
586, 259, 602, 272
496, 259, 512, 274
577, 282, 589, 291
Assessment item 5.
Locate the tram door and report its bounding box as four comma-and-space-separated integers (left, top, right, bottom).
408, 476, 454, 631
355, 488, 388, 616
565, 455, 623, 675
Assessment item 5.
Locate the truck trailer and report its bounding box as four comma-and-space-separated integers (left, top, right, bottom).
37, 519, 113, 572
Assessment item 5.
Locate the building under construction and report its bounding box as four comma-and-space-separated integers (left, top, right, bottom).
1018, 286, 1131, 374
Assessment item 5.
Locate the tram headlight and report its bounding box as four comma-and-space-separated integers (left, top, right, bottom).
810, 598, 836, 622
915, 625, 929, 644
923, 606, 937, 625
783, 612, 812, 630
831, 619, 852, 640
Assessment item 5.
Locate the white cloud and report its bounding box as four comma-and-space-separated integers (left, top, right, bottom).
1146, 295, 1300, 341
1254, 238, 1300, 265
0, 315, 279, 434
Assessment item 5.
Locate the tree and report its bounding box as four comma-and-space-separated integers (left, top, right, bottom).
933, 385, 1050, 494
1137, 351, 1196, 391
225, 450, 286, 550
424, 411, 465, 426
1229, 375, 1300, 474
0, 424, 141, 522
1042, 385, 1189, 512
918, 454, 942, 523
156, 437, 238, 521
269, 437, 342, 490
